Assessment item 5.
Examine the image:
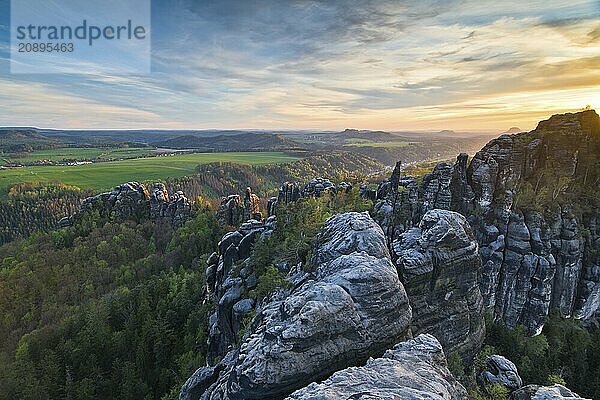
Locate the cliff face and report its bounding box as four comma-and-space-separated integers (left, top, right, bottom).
394, 209, 485, 361
374, 110, 600, 334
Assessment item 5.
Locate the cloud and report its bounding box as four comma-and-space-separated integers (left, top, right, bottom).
0, 0, 598, 129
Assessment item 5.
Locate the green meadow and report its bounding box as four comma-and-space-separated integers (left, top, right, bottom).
0, 151, 299, 196
0, 147, 155, 165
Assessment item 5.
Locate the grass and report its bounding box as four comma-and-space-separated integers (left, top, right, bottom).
0, 152, 299, 197
1, 147, 154, 165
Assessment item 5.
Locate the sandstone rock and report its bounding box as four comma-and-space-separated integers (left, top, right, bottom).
372, 110, 600, 334
286, 334, 468, 400
243, 187, 261, 222
511, 384, 589, 400
371, 161, 420, 246
394, 209, 485, 361
216, 195, 244, 227
71, 181, 193, 227
185, 212, 412, 400
420, 162, 453, 213
205, 219, 272, 364
478, 355, 522, 392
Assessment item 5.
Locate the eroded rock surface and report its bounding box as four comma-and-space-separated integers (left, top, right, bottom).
217, 187, 262, 227
478, 355, 522, 392
63, 181, 193, 227
286, 334, 468, 400
394, 209, 485, 361
182, 212, 412, 400
205, 218, 273, 364
373, 110, 600, 334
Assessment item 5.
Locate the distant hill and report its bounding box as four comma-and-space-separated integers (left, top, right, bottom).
336, 129, 396, 142
0, 128, 63, 152
154, 132, 304, 151
501, 126, 522, 134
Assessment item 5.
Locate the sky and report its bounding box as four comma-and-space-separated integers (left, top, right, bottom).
0, 0, 599, 131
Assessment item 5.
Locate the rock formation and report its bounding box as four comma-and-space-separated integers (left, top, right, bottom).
511, 384, 588, 400
60, 181, 193, 227
181, 212, 412, 400
216, 187, 262, 227
205, 218, 272, 363
478, 355, 523, 392
372, 110, 600, 334
268, 178, 352, 216
286, 334, 468, 400
477, 354, 589, 399
394, 209, 485, 361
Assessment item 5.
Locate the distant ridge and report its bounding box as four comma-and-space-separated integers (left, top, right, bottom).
153, 132, 303, 151
501, 126, 522, 134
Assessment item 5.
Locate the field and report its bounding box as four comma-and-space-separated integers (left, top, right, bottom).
0, 152, 299, 196
1, 147, 155, 165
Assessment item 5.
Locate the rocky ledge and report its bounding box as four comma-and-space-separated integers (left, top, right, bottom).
286, 334, 468, 400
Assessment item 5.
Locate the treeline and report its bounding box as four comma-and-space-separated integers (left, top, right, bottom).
345, 137, 490, 165
0, 207, 223, 400
166, 151, 384, 201
0, 183, 87, 245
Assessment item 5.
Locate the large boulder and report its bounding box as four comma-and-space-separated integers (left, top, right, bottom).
183, 212, 412, 400
286, 334, 468, 400
478, 355, 522, 392
393, 209, 485, 361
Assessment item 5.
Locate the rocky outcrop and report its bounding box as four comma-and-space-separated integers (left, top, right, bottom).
286, 334, 467, 400
216, 187, 262, 227
371, 161, 420, 247
373, 110, 600, 334
394, 209, 485, 361
63, 181, 193, 227
205, 218, 273, 363
478, 355, 523, 392
181, 212, 412, 400
149, 183, 193, 226
469, 111, 600, 333
268, 178, 352, 216
511, 384, 589, 400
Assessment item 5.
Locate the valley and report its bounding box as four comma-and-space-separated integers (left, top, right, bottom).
0, 111, 598, 400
